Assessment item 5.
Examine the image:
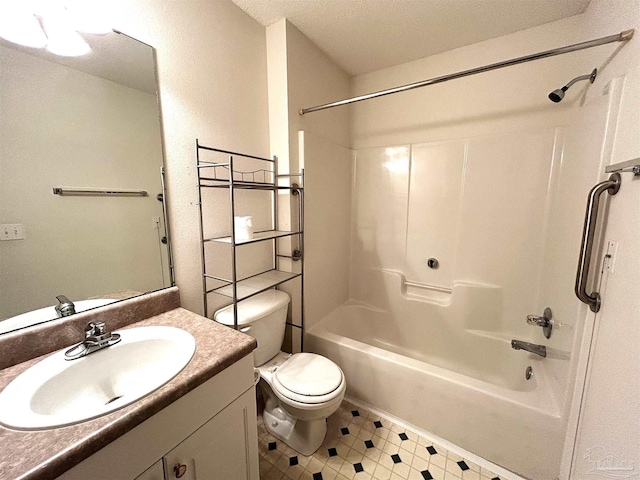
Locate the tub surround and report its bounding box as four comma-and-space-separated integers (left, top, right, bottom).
0, 287, 257, 480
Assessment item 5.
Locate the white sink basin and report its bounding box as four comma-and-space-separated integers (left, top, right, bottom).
0, 326, 196, 430
0, 299, 118, 335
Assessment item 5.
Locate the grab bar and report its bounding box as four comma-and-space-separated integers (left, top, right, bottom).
575, 173, 620, 312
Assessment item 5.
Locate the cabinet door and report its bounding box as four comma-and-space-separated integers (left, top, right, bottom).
163, 388, 259, 480
135, 461, 164, 480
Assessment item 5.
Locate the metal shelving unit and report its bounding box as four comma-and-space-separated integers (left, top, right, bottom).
196, 140, 304, 345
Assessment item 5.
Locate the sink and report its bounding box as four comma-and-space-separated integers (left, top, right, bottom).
0, 326, 196, 430
0, 299, 118, 335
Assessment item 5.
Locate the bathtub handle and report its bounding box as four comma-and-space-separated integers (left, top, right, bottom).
575, 173, 620, 312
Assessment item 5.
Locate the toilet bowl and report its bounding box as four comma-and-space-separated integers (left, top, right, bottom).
214, 290, 346, 455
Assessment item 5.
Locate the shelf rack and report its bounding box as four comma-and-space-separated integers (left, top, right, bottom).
195, 140, 304, 347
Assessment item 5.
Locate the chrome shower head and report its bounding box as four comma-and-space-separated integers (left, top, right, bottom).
549, 68, 597, 103
548, 88, 566, 103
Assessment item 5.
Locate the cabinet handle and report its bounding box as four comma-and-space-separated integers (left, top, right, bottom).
174, 463, 187, 478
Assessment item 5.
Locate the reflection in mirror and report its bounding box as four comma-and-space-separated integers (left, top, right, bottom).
0, 30, 172, 334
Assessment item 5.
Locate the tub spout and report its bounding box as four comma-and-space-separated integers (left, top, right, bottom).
511, 339, 546, 358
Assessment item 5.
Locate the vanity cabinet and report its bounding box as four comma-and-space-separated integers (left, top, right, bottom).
58, 354, 258, 480
135, 461, 164, 480
163, 388, 256, 479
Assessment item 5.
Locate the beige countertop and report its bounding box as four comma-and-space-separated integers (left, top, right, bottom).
0, 304, 256, 480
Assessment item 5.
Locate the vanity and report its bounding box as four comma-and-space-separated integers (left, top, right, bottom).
0, 288, 259, 480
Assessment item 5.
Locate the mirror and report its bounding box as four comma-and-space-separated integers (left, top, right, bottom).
0, 31, 172, 334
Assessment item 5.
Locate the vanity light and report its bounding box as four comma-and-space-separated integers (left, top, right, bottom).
0, 3, 47, 48
42, 14, 90, 57
0, 1, 109, 57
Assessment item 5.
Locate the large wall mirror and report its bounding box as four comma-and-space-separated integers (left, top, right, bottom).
0, 31, 172, 335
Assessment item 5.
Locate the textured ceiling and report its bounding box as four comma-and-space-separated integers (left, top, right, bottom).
231, 0, 591, 76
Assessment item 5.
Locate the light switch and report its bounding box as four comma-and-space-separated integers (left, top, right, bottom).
0, 224, 25, 241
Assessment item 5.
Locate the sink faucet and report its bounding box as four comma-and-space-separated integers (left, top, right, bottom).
511, 339, 546, 358
64, 321, 121, 360
55, 295, 76, 317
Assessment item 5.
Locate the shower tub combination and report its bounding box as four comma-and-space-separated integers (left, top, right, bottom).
306, 281, 566, 480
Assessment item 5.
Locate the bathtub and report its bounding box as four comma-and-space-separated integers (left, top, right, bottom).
306, 303, 566, 480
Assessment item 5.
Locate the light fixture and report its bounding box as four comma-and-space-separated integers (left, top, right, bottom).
0, 3, 47, 48
0, 1, 111, 57
42, 12, 90, 57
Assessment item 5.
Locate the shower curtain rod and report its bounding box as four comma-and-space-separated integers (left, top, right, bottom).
299, 29, 634, 115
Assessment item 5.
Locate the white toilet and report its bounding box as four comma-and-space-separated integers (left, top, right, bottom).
214, 290, 346, 455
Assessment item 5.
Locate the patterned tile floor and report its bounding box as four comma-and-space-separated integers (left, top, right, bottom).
258, 400, 504, 480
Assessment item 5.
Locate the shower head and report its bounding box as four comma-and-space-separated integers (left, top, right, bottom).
549, 68, 597, 103
548, 88, 567, 103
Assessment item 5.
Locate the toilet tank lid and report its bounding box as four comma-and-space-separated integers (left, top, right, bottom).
213, 290, 290, 326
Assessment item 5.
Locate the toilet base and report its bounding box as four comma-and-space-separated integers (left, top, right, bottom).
263, 396, 327, 456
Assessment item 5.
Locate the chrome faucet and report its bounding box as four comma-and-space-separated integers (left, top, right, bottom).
64, 321, 121, 360
55, 295, 76, 317
511, 339, 546, 358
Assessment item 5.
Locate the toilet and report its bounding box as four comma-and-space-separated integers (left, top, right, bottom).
214, 290, 346, 455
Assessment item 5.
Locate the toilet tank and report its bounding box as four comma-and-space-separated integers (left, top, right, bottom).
213, 290, 290, 366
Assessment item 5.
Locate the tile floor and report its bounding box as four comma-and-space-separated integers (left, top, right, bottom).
258, 400, 503, 480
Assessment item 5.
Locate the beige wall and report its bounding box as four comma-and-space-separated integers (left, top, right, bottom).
104, 0, 271, 315
266, 20, 352, 343
300, 132, 352, 332
350, 13, 599, 149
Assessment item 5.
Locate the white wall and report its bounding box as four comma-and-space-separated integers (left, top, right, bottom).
566, 0, 640, 478
102, 0, 271, 315
0, 45, 166, 319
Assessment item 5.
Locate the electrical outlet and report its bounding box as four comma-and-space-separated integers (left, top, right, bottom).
0, 224, 25, 241
152, 216, 161, 229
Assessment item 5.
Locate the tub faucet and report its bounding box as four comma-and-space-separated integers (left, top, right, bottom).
64, 321, 121, 360
55, 295, 76, 317
511, 339, 546, 358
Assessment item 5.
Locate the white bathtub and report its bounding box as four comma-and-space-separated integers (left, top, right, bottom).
306, 303, 566, 480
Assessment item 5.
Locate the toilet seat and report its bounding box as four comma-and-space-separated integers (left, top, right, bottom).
271, 353, 345, 405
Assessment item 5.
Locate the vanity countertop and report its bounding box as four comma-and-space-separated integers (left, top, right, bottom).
0, 306, 257, 480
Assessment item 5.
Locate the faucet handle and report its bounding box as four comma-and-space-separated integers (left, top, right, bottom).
85, 321, 106, 338
526, 314, 549, 326
526, 307, 554, 339
55, 295, 76, 317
